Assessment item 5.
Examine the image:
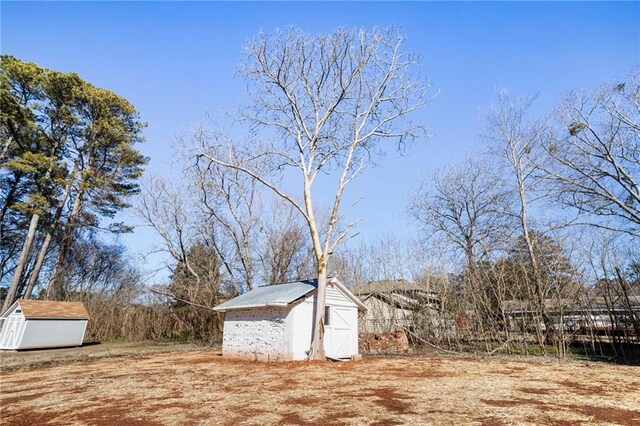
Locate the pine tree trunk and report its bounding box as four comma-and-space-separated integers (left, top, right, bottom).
24, 166, 77, 299
46, 187, 84, 300
0, 173, 22, 226
23, 232, 52, 299
0, 135, 13, 164
3, 135, 64, 308
1, 213, 40, 313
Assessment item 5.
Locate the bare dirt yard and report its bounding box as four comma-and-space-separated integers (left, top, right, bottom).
1, 346, 639, 426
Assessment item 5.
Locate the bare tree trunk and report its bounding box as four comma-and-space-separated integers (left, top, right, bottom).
517, 179, 553, 346
1, 213, 39, 313
615, 267, 640, 339
309, 261, 328, 360
482, 91, 555, 348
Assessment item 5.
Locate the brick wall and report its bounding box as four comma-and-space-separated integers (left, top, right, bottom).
359, 329, 410, 354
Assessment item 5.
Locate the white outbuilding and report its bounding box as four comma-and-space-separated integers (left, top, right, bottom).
0, 300, 89, 350
213, 278, 366, 361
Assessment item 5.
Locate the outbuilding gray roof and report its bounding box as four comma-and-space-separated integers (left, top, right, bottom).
213, 279, 318, 312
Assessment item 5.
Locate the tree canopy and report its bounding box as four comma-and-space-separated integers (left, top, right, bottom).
1, 55, 147, 311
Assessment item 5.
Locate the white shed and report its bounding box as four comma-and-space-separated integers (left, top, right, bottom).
0, 300, 89, 350
213, 278, 366, 361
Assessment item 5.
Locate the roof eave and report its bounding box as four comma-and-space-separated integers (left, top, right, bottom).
213, 278, 367, 312
0, 300, 20, 318
24, 316, 90, 320
213, 302, 291, 312
329, 277, 368, 312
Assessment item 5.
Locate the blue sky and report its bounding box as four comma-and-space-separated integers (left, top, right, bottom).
2, 1, 639, 267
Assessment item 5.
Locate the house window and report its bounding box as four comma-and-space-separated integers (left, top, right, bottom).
324, 306, 331, 326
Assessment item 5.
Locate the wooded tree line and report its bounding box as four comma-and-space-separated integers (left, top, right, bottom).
1, 29, 638, 361
0, 55, 147, 313
404, 71, 640, 360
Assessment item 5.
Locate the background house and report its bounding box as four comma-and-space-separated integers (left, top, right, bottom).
214, 278, 366, 361
354, 279, 446, 339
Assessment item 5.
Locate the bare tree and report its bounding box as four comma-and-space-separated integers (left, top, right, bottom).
409, 158, 515, 346
259, 199, 314, 285
409, 157, 512, 267
191, 141, 262, 292
543, 69, 640, 237
134, 177, 210, 303
196, 27, 431, 359
481, 90, 555, 346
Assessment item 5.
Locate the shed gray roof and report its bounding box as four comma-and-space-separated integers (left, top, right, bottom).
213, 279, 318, 312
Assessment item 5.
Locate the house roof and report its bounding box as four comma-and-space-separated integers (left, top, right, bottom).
354, 279, 441, 311
353, 279, 419, 295
213, 278, 367, 312
354, 279, 439, 297
3, 299, 89, 319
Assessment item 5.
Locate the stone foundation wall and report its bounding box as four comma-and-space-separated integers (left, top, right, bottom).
359, 329, 410, 354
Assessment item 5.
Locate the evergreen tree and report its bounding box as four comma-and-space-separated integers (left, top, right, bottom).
0, 56, 147, 310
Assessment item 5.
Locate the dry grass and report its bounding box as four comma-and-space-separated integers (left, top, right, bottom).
0, 342, 200, 371
1, 348, 639, 425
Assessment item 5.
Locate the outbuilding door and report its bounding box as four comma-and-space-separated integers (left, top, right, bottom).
0, 316, 21, 349
325, 306, 357, 358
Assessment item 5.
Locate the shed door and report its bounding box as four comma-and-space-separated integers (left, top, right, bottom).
1, 316, 20, 348
325, 306, 357, 358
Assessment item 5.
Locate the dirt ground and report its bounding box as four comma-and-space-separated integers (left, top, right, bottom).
1, 348, 639, 426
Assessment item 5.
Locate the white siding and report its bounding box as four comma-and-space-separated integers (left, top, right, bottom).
222, 306, 292, 361
288, 287, 360, 360
18, 319, 87, 349
288, 287, 358, 360
361, 297, 414, 333
326, 285, 354, 307
288, 299, 314, 360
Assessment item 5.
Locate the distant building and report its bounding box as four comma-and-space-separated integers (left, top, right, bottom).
0, 300, 89, 350
354, 279, 443, 334
503, 296, 640, 335
214, 278, 367, 361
